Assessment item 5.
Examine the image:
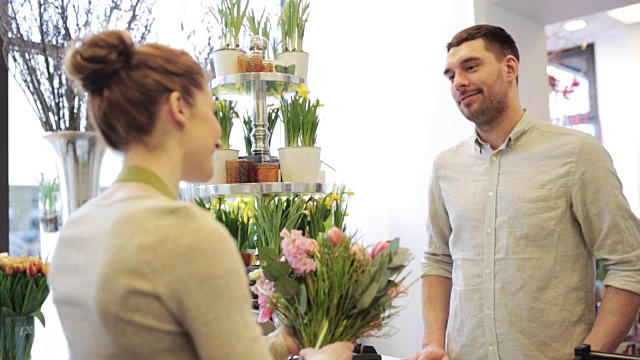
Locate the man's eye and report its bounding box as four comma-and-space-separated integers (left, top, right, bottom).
466, 65, 477, 71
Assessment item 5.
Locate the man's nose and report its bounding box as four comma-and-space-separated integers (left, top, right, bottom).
453, 73, 469, 91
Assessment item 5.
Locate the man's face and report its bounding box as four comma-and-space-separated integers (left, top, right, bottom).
443, 39, 511, 127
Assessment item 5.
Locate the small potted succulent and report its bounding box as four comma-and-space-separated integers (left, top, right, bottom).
275, 0, 310, 80
210, 0, 249, 77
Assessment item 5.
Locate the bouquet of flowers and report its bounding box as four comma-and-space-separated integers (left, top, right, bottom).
251, 226, 411, 349
0, 255, 50, 358
0, 255, 50, 323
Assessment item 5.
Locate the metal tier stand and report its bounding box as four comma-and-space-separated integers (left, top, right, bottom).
195, 182, 326, 199
211, 72, 304, 163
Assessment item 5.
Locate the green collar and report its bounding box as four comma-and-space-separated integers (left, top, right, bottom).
116, 166, 176, 200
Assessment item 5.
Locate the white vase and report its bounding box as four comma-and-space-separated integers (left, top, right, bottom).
208, 149, 239, 184
278, 146, 321, 183
275, 51, 309, 81
211, 48, 245, 78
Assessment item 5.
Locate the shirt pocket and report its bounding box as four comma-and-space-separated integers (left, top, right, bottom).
507, 191, 568, 256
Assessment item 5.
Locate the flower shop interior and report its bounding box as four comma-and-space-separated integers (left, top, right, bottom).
2, 0, 640, 358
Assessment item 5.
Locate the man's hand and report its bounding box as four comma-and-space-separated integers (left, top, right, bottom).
403, 344, 451, 360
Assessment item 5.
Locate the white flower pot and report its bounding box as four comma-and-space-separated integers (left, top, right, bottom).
275, 51, 309, 81
278, 146, 321, 183
212, 48, 245, 78
208, 149, 239, 184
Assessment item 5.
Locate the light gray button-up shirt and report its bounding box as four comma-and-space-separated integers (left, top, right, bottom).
422, 111, 640, 360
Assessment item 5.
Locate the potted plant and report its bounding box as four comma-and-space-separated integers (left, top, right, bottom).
37, 173, 61, 234
278, 84, 323, 182
210, 0, 250, 77
243, 7, 274, 72
210, 99, 240, 184
0, 0, 154, 217
276, 0, 310, 79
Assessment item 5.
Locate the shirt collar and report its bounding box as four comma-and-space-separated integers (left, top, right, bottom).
473, 110, 535, 153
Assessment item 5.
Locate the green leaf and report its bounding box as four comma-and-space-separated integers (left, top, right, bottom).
388, 238, 400, 254
356, 282, 378, 310
298, 283, 308, 314
264, 261, 290, 282
258, 246, 279, 265
32, 309, 46, 327
389, 248, 412, 268
277, 277, 298, 298
2, 307, 16, 317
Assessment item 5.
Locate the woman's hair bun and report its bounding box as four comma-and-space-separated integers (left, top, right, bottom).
64, 30, 134, 95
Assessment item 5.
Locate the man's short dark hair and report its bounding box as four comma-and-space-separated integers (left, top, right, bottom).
447, 24, 520, 62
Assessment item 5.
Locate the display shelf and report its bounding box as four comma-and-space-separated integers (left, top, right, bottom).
210, 72, 305, 162
194, 182, 326, 197
211, 72, 304, 101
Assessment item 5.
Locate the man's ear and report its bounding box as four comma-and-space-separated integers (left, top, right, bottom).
167, 91, 188, 127
504, 55, 519, 82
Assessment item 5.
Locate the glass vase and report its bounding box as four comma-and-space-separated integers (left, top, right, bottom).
1, 316, 35, 360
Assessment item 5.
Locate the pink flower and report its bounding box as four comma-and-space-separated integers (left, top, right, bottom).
350, 242, 371, 268
387, 282, 409, 298
371, 241, 390, 259
280, 228, 317, 276
327, 227, 347, 246
250, 271, 276, 323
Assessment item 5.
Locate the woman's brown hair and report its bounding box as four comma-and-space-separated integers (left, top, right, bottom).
64, 30, 207, 150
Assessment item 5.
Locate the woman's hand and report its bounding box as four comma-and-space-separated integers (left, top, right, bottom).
278, 326, 301, 355
299, 342, 354, 360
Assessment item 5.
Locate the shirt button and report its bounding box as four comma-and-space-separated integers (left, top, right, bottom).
491, 156, 497, 161
488, 346, 494, 351
488, 191, 493, 197
486, 228, 492, 234
485, 269, 491, 274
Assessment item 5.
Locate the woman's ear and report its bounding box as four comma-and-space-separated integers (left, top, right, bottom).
167, 91, 188, 127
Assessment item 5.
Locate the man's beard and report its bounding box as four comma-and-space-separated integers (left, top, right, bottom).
459, 82, 509, 127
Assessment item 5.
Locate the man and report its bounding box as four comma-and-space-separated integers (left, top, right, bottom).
404, 24, 640, 360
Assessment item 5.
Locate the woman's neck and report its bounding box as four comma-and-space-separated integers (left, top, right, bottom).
122, 143, 183, 198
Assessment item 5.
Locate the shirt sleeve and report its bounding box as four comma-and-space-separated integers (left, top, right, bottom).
153, 206, 277, 360
571, 135, 640, 295
422, 160, 454, 278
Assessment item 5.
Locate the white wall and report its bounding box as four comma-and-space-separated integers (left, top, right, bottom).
475, 0, 550, 121
304, 1, 551, 356
305, 0, 476, 357
594, 23, 640, 215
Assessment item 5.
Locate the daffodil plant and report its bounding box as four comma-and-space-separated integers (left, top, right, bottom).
278, 0, 310, 52
215, 98, 239, 149
210, 0, 249, 49
245, 8, 271, 38
280, 84, 322, 147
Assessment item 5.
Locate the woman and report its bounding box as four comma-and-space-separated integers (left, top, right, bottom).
48, 30, 353, 360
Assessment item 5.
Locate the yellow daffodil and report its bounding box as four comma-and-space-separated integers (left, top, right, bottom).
340, 197, 345, 202
297, 84, 310, 99
331, 194, 340, 201
318, 103, 324, 107
347, 191, 354, 196
344, 212, 349, 217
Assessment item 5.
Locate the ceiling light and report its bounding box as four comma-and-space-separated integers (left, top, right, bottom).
607, 3, 640, 25
563, 20, 587, 31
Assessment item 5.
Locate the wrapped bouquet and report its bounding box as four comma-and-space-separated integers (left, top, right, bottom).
251, 226, 411, 349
